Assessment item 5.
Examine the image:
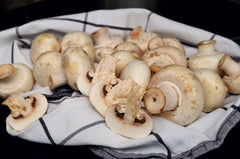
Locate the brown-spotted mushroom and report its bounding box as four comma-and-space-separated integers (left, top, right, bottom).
0, 63, 34, 98
2, 93, 48, 131
62, 47, 93, 90
194, 68, 228, 112
126, 26, 164, 53
218, 54, 240, 94
120, 60, 151, 89
91, 27, 123, 62
114, 42, 143, 59
143, 65, 204, 126
77, 54, 119, 96
61, 31, 95, 63
163, 37, 186, 56
142, 46, 187, 75
187, 40, 225, 75
105, 84, 152, 139
30, 33, 61, 64
33, 51, 64, 87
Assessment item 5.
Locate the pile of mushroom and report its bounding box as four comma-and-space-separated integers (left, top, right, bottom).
1, 26, 240, 138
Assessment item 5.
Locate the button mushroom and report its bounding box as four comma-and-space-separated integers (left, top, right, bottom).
63, 47, 93, 90
30, 33, 61, 64
163, 37, 186, 56
143, 65, 204, 126
61, 31, 95, 63
218, 54, 240, 94
0, 63, 34, 98
77, 54, 119, 96
91, 27, 123, 62
2, 93, 48, 131
187, 40, 225, 75
114, 42, 143, 59
105, 84, 152, 139
194, 68, 228, 112
142, 46, 187, 75
120, 60, 151, 89
33, 51, 64, 87
126, 26, 164, 53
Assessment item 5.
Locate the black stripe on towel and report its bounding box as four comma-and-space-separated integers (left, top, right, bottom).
39, 118, 56, 145
50, 17, 133, 31
145, 12, 153, 32
11, 41, 14, 63
210, 34, 216, 40
83, 12, 88, 32
151, 131, 172, 159
59, 120, 105, 145
231, 105, 240, 112
16, 27, 22, 39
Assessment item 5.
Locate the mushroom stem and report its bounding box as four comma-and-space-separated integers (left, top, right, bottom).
144, 81, 180, 114
91, 27, 111, 45
2, 94, 33, 117
123, 85, 146, 123
219, 54, 240, 77
197, 40, 216, 55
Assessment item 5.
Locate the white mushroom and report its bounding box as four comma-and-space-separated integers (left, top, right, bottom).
114, 42, 143, 59
120, 60, 151, 89
142, 46, 187, 75
61, 31, 95, 63
91, 27, 123, 62
0, 63, 34, 98
112, 50, 136, 77
143, 65, 204, 126
63, 47, 93, 90
218, 54, 240, 94
187, 40, 225, 75
2, 93, 48, 131
77, 54, 119, 96
126, 26, 163, 53
194, 68, 228, 112
105, 84, 152, 139
30, 33, 61, 64
33, 51, 63, 87
163, 37, 186, 56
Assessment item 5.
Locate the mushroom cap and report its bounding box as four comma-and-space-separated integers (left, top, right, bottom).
142, 46, 187, 69
126, 26, 158, 53
5, 93, 48, 131
120, 60, 151, 89
163, 37, 185, 56
114, 42, 143, 59
112, 50, 136, 77
148, 65, 204, 126
0, 64, 14, 79
33, 51, 63, 87
105, 105, 152, 139
0, 63, 34, 98
194, 68, 228, 112
30, 33, 61, 64
222, 74, 240, 94
63, 47, 93, 90
61, 31, 95, 63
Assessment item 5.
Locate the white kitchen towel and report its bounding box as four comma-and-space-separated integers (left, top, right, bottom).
1, 8, 240, 159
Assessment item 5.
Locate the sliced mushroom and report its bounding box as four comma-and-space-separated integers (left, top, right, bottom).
218, 54, 240, 94
126, 26, 163, 53
61, 31, 95, 63
187, 40, 225, 75
120, 60, 151, 89
30, 33, 61, 64
2, 93, 48, 131
77, 54, 119, 96
105, 84, 152, 139
89, 77, 136, 116
33, 51, 63, 87
0, 63, 34, 98
114, 42, 143, 59
112, 50, 136, 77
142, 46, 187, 75
63, 47, 93, 90
194, 68, 228, 112
91, 27, 123, 62
144, 65, 204, 126
163, 37, 186, 56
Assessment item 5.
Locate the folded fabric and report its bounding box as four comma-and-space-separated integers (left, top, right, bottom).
0, 8, 240, 159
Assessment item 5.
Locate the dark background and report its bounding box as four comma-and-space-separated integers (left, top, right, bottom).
0, 0, 240, 158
